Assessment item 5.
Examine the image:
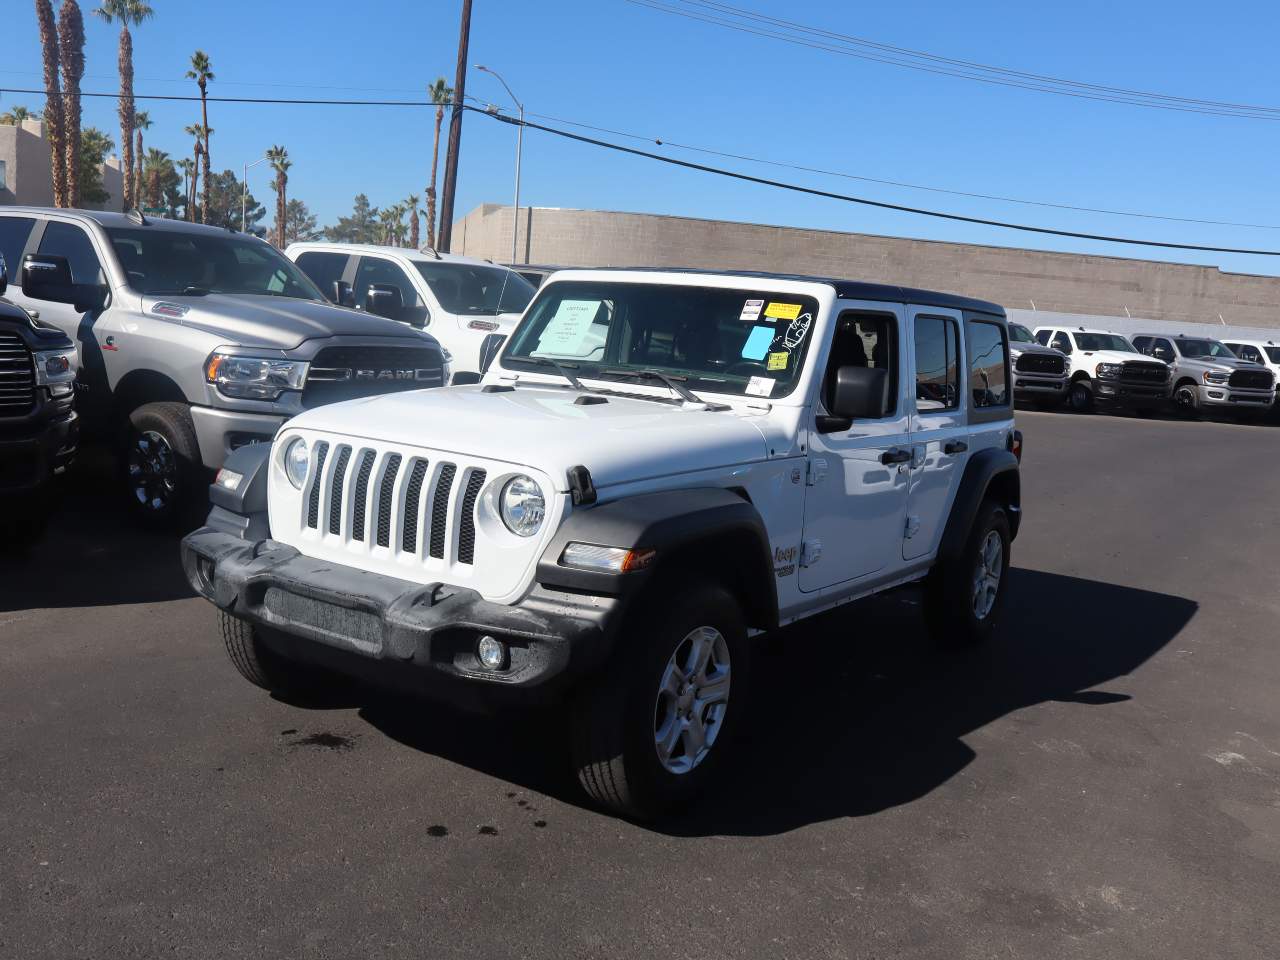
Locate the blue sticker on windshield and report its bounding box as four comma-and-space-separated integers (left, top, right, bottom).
741, 325, 774, 361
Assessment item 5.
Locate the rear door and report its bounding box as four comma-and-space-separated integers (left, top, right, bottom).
904, 307, 968, 561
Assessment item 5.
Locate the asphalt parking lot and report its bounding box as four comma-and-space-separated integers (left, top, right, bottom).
2, 411, 1278, 959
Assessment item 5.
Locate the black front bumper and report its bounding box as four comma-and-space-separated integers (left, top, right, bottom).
1093, 380, 1170, 405
180, 528, 621, 706
0, 393, 78, 495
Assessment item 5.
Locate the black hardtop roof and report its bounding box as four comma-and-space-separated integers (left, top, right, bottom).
566, 266, 1005, 317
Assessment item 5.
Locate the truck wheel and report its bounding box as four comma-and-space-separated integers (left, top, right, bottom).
1067, 380, 1094, 413
219, 610, 341, 698
123, 402, 204, 529
1172, 381, 1200, 417
925, 499, 1011, 647
570, 583, 750, 820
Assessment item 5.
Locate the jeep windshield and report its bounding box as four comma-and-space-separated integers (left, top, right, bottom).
106, 227, 324, 301
1076, 333, 1137, 353
413, 262, 535, 316
1176, 338, 1236, 359
503, 281, 820, 399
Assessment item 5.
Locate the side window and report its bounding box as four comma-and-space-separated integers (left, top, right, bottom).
1154, 338, 1175, 360
294, 251, 349, 301
820, 311, 897, 422
38, 221, 104, 285
0, 216, 37, 279
1049, 331, 1073, 354
1132, 336, 1150, 352
913, 315, 960, 411
966, 319, 1010, 409
1034, 329, 1051, 346
1233, 344, 1261, 363
353, 257, 422, 309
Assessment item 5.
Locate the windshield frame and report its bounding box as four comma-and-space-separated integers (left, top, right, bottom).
105, 225, 326, 302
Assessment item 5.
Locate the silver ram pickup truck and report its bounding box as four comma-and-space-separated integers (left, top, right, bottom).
0, 208, 448, 525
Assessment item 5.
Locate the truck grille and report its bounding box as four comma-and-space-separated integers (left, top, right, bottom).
305, 443, 487, 567
1121, 362, 1169, 384
1015, 352, 1065, 375
302, 345, 444, 409
0, 333, 36, 415
1229, 368, 1274, 390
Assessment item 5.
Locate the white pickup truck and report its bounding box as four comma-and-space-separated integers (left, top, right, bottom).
182, 270, 1024, 819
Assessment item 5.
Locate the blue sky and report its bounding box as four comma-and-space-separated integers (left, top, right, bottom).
5, 0, 1280, 277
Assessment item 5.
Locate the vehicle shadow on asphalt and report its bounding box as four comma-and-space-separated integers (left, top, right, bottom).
327, 568, 1196, 834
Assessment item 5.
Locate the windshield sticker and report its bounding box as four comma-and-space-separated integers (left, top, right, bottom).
741, 325, 774, 361
764, 302, 803, 321
783, 313, 813, 349
739, 299, 764, 322
745, 375, 776, 397
535, 299, 600, 356
766, 351, 789, 372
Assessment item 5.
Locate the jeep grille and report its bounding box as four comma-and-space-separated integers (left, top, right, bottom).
0, 333, 36, 415
302, 345, 444, 408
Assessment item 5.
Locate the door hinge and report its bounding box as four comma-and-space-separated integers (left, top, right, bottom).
806, 458, 828, 486
904, 514, 921, 539
800, 539, 822, 567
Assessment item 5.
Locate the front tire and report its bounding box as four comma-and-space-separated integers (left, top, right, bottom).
1068, 379, 1094, 413
122, 401, 205, 529
570, 582, 750, 820
925, 499, 1012, 647
219, 610, 343, 698
1172, 380, 1201, 418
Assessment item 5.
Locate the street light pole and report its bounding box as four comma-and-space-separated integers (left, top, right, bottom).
477, 66, 524, 265
242, 154, 269, 233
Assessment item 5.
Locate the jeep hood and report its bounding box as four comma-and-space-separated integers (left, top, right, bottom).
143, 293, 428, 350
286, 385, 771, 490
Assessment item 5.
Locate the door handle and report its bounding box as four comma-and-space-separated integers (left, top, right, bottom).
880, 448, 912, 465
943, 440, 968, 454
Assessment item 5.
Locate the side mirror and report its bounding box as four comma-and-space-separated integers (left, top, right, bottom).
829, 365, 890, 421
1153, 348, 1170, 361
332, 279, 355, 307
364, 282, 403, 318
0, 253, 7, 296
22, 253, 108, 313
451, 371, 482, 386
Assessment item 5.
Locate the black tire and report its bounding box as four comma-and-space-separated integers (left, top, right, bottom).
570, 582, 751, 820
122, 401, 205, 529
1067, 379, 1094, 413
1172, 380, 1201, 418
925, 499, 1012, 647
219, 610, 343, 698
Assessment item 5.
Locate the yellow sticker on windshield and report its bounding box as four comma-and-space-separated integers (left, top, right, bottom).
764, 302, 802, 320
766, 351, 789, 371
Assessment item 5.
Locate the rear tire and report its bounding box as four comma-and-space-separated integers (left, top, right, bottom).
122, 401, 206, 530
570, 582, 750, 820
219, 610, 343, 698
925, 499, 1011, 647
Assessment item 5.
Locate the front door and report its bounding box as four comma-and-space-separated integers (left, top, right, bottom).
799, 306, 911, 592
904, 308, 969, 561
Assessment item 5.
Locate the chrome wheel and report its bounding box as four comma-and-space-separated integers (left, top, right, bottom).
128, 430, 178, 513
653, 625, 731, 775
971, 530, 1003, 620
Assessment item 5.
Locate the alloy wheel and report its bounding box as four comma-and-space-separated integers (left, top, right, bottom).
971, 530, 1003, 620
653, 625, 731, 775
128, 430, 178, 513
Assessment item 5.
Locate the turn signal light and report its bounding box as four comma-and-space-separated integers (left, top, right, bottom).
1008, 430, 1024, 463
561, 543, 657, 573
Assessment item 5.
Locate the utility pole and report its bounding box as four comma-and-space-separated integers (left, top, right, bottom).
437, 0, 473, 253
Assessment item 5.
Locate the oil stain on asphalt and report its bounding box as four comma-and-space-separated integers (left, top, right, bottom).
287, 732, 357, 752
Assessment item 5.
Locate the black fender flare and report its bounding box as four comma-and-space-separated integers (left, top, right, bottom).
536, 487, 779, 631
938, 448, 1021, 560
204, 440, 272, 540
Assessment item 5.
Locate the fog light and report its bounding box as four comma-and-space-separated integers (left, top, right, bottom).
215, 468, 243, 492
477, 635, 506, 670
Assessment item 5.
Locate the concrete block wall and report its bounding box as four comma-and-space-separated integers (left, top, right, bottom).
455, 205, 1280, 331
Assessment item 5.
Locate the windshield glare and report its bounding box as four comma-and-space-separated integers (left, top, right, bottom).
1177, 339, 1236, 359
1009, 323, 1036, 343
1076, 333, 1136, 353
414, 262, 535, 315
105, 227, 323, 300
504, 281, 820, 399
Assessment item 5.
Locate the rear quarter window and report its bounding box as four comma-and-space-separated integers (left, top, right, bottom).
966, 318, 1010, 410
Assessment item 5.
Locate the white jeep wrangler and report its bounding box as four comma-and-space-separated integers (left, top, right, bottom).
181, 270, 1023, 819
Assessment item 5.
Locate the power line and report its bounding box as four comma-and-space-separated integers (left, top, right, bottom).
622, 0, 1280, 121
0, 86, 432, 106
472, 107, 1280, 256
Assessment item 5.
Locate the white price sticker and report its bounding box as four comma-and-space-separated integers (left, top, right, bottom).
745, 375, 776, 397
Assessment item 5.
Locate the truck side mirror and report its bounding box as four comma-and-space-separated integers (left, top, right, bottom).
22, 253, 108, 313
829, 365, 890, 421
332, 279, 355, 307
364, 283, 403, 318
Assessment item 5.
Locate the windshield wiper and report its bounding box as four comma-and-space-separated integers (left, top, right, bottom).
524, 356, 593, 393
603, 369, 729, 410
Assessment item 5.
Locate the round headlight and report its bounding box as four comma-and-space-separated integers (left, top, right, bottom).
500, 475, 545, 537
284, 437, 310, 489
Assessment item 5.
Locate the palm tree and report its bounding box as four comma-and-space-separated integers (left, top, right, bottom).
266, 145, 290, 248
132, 109, 151, 205
403, 193, 421, 248
175, 156, 194, 217
425, 77, 452, 250
186, 51, 214, 223
35, 0, 67, 206
58, 1, 87, 207
0, 105, 39, 125
183, 123, 204, 221
93, 0, 154, 212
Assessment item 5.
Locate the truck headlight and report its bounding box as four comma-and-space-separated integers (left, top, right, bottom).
33, 349, 77, 385
1095, 362, 1123, 379
500, 475, 544, 537
283, 437, 310, 489
1203, 370, 1230, 384
205, 351, 308, 400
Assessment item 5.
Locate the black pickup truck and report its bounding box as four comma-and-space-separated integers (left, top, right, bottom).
0, 256, 78, 548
